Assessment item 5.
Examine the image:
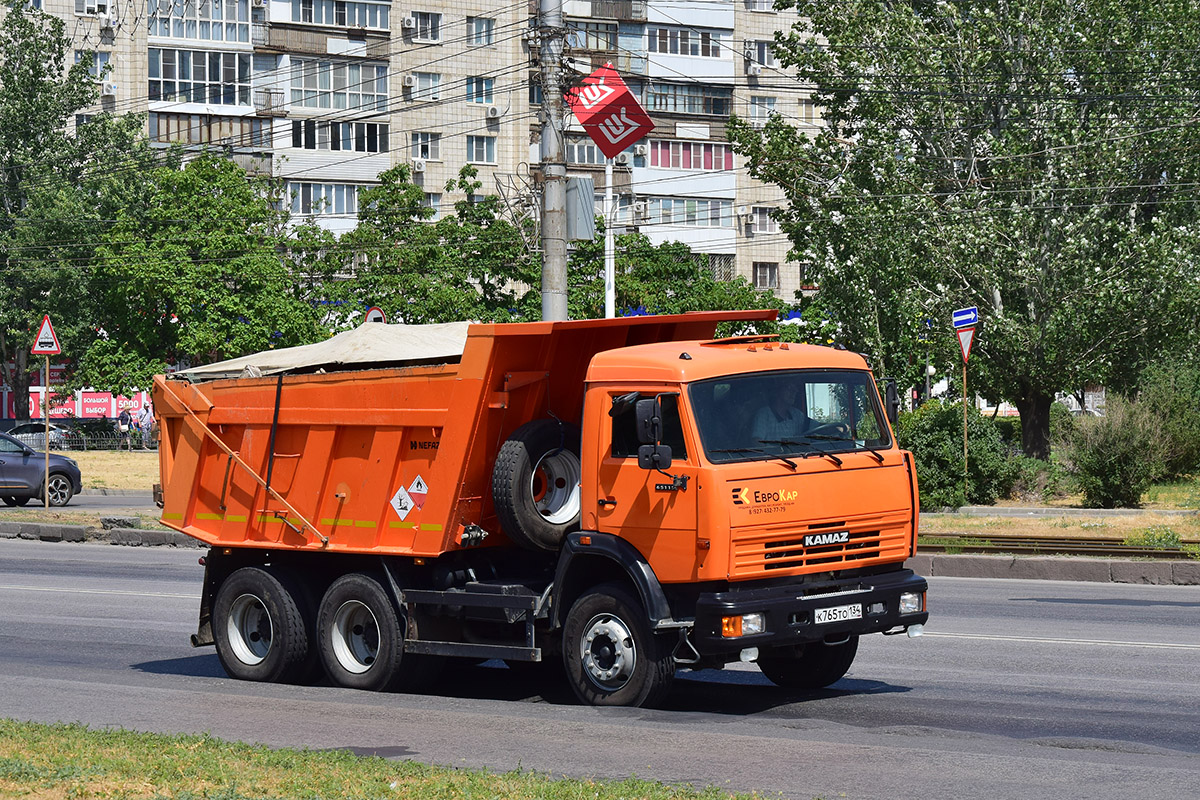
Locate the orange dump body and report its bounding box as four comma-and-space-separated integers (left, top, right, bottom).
154, 311, 777, 557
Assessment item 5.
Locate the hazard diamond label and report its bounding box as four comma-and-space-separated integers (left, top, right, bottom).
390, 486, 415, 520
407, 475, 428, 510
31, 315, 61, 355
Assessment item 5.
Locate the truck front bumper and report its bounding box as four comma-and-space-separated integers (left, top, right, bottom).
689, 569, 928, 655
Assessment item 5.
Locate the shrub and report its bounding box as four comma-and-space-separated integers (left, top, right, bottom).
1007, 456, 1073, 503
1137, 363, 1200, 479
1049, 402, 1076, 448
896, 400, 1018, 510
1123, 526, 1182, 550
1063, 396, 1166, 508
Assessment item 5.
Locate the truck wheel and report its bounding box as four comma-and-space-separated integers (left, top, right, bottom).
44, 474, 75, 507
317, 572, 416, 692
757, 636, 859, 690
563, 583, 674, 707
492, 419, 582, 551
213, 567, 312, 684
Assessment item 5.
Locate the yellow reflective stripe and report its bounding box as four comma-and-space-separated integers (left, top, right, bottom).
420, 524, 443, 531
320, 518, 353, 526
353, 520, 377, 528
162, 512, 183, 520
196, 513, 222, 520
389, 521, 417, 529
225, 514, 246, 522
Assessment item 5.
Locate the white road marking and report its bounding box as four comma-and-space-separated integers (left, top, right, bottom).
0, 584, 198, 600
924, 631, 1200, 650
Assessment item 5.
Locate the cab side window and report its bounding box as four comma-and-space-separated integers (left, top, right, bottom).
610, 394, 688, 460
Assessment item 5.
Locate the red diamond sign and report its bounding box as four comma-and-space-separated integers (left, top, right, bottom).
565, 64, 654, 159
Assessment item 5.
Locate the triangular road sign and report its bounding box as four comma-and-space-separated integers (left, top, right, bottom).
31, 315, 61, 355
957, 327, 975, 363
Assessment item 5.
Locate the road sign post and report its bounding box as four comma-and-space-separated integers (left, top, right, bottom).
955, 322, 976, 502
31, 315, 62, 510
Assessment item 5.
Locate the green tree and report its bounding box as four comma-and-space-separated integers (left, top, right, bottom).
731, 0, 1200, 458
332, 165, 539, 325
0, 8, 106, 419
84, 152, 323, 389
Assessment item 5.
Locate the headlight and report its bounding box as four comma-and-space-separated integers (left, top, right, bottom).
900, 592, 924, 614
721, 612, 766, 637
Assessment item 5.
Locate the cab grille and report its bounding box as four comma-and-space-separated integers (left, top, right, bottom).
731, 512, 912, 578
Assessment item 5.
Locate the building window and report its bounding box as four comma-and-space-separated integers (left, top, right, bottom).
567, 138, 606, 165
76, 0, 108, 14
290, 59, 388, 111
148, 49, 251, 105
749, 95, 777, 126
647, 197, 733, 228
467, 16, 494, 45
291, 0, 390, 29
290, 120, 388, 153
149, 0, 251, 44
466, 76, 493, 104
412, 11, 441, 42
648, 140, 733, 171
647, 27, 724, 58
798, 98, 818, 126
75, 49, 110, 78
751, 207, 779, 234
466, 135, 496, 164
288, 182, 365, 216
528, 74, 543, 104
567, 21, 617, 51
646, 82, 731, 116
745, 0, 773, 11
150, 112, 271, 148
411, 131, 441, 159
753, 261, 779, 290
705, 254, 736, 282
411, 71, 440, 100
422, 192, 441, 219
746, 40, 775, 66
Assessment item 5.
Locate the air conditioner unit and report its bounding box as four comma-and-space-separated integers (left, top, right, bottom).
746, 64, 764, 77
485, 105, 502, 119
402, 16, 417, 30
743, 44, 756, 61
97, 14, 113, 29
736, 205, 750, 217
632, 200, 648, 217
615, 152, 631, 166
100, 80, 118, 97
411, 157, 427, 173
251, 0, 265, 7
402, 74, 416, 88
634, 144, 648, 157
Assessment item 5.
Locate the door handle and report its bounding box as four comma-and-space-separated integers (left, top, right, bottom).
598, 498, 617, 508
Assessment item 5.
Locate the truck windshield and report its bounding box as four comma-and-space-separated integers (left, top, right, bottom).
688, 370, 893, 464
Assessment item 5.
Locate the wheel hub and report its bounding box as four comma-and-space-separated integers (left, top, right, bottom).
531, 449, 581, 524
579, 613, 636, 689
227, 594, 273, 665
331, 600, 380, 674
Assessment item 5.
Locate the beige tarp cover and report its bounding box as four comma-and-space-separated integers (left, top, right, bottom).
176, 321, 473, 381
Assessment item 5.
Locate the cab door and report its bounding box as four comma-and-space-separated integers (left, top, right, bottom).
592, 391, 700, 582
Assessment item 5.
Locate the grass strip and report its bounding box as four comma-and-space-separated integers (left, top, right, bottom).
0, 719, 776, 800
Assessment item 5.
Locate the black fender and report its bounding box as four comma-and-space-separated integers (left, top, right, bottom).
552, 532, 672, 629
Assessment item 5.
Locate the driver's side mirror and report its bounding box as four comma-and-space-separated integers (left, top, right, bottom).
634, 398, 672, 470
883, 379, 900, 425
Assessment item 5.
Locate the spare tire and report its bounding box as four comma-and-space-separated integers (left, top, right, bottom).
492, 419, 582, 551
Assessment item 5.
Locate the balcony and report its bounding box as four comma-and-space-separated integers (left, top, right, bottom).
254, 88, 288, 117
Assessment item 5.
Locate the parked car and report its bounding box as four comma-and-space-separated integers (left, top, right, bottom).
0, 431, 82, 507
7, 422, 86, 451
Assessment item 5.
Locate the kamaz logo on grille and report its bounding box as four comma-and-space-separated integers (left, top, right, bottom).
804, 531, 849, 547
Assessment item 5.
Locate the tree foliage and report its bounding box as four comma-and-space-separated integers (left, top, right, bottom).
731, 0, 1200, 458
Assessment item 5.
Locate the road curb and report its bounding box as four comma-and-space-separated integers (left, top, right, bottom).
905, 554, 1200, 585
0, 520, 202, 549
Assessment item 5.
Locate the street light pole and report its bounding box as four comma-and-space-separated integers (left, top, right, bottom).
538, 0, 568, 321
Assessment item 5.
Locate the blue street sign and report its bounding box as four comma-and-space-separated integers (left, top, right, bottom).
952, 306, 978, 329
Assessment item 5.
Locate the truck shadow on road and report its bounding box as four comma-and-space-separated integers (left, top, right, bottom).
132, 656, 912, 714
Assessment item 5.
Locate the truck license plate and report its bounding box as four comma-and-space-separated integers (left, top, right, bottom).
815, 604, 862, 624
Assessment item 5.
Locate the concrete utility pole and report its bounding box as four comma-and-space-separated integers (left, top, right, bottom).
538, 0, 568, 321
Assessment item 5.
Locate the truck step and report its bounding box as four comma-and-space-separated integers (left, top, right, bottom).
404, 640, 541, 662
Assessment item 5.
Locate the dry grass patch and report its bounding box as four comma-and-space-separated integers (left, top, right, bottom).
67, 450, 161, 492
0, 719, 774, 800
920, 511, 1200, 543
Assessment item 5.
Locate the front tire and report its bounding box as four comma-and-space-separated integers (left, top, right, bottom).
44, 474, 75, 507
563, 583, 674, 707
758, 635, 859, 690
212, 567, 312, 683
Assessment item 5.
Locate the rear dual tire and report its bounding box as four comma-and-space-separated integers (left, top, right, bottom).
212, 567, 313, 684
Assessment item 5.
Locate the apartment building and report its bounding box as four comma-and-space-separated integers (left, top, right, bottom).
33, 0, 813, 298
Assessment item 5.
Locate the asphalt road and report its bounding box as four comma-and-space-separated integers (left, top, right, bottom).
1, 539, 1198, 799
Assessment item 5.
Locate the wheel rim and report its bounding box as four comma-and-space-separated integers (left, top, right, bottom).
330, 600, 380, 674
531, 449, 581, 524
227, 594, 273, 665
46, 476, 70, 506
578, 612, 637, 691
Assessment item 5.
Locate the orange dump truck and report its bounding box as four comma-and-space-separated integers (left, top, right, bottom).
154, 310, 927, 707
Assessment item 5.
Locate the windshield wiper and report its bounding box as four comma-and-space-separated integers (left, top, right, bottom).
863, 448, 885, 463
711, 447, 797, 469
759, 439, 844, 467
